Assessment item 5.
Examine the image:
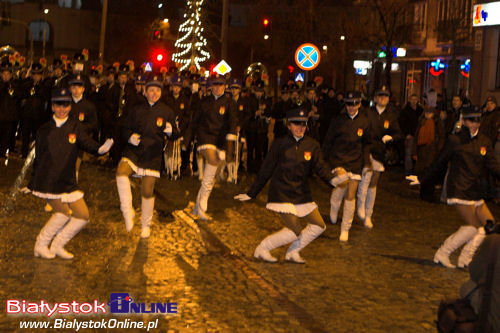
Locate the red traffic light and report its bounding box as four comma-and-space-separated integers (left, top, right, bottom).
263, 18, 269, 26
152, 49, 167, 64
154, 30, 160, 37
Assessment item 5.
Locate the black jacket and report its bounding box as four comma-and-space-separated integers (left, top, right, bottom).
233, 95, 253, 137
322, 111, 371, 174
271, 99, 289, 137
20, 78, 49, 122
248, 94, 271, 134
422, 127, 500, 201
70, 98, 99, 136
163, 93, 191, 136
0, 79, 20, 122
28, 117, 101, 194
247, 133, 332, 204
480, 108, 500, 148
399, 103, 423, 137
365, 105, 402, 163
184, 94, 237, 149
122, 100, 179, 171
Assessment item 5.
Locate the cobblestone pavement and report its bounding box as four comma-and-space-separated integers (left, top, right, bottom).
1, 156, 494, 332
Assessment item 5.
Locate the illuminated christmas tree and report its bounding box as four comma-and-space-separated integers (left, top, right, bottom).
172, 0, 211, 71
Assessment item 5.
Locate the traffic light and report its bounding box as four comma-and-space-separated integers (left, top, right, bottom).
152, 27, 162, 40
262, 18, 270, 40
152, 49, 167, 66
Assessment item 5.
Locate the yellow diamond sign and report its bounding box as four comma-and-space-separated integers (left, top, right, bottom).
214, 60, 232, 75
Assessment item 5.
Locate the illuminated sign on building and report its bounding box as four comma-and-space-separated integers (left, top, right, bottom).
473, 2, 500, 27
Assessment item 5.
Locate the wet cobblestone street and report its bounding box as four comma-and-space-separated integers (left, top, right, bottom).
1, 157, 492, 332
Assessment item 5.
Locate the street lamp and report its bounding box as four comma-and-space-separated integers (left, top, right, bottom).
43, 9, 49, 14
322, 45, 328, 51
163, 18, 169, 24
340, 35, 345, 41
158, 3, 163, 8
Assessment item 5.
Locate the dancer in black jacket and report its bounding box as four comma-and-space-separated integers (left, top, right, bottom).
116, 75, 179, 238
235, 108, 338, 263
323, 92, 371, 242
29, 88, 113, 259
421, 107, 500, 268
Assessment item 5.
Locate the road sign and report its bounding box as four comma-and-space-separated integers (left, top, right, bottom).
214, 60, 232, 75
144, 62, 153, 72
295, 73, 304, 82
295, 43, 320, 71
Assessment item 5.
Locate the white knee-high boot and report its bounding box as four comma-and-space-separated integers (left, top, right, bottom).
434, 225, 477, 268
194, 164, 218, 220
357, 168, 372, 220
140, 197, 155, 238
116, 175, 135, 232
254, 228, 298, 262
457, 227, 486, 268
364, 187, 377, 229
50, 217, 88, 259
285, 224, 325, 263
340, 200, 355, 242
329, 186, 347, 224
34, 212, 70, 259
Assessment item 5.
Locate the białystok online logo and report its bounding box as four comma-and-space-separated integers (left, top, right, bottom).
6, 293, 177, 317
107, 293, 177, 314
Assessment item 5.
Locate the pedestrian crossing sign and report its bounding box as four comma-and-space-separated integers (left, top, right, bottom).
295, 73, 304, 82
144, 62, 153, 72
214, 60, 232, 75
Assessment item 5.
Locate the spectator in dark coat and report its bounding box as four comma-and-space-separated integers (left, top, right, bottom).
412, 107, 445, 179
399, 94, 423, 175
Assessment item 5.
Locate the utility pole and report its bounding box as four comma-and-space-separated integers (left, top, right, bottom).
98, 0, 108, 66
221, 0, 229, 59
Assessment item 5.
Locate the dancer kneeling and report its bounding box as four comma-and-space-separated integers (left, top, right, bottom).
235, 108, 339, 263
30, 88, 113, 259
116, 75, 178, 238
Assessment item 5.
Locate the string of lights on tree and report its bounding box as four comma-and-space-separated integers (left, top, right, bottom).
172, 0, 211, 71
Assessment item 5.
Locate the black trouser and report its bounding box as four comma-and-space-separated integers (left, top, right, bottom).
9, 120, 19, 152
246, 130, 267, 173
21, 118, 41, 158
0, 121, 15, 158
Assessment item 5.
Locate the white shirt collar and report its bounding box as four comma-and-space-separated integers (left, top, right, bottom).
293, 135, 303, 142
470, 129, 479, 138
72, 96, 83, 104
348, 111, 358, 119
376, 105, 386, 114
53, 115, 68, 127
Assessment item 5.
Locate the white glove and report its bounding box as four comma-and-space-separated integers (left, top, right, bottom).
234, 194, 251, 201
164, 122, 172, 137
128, 133, 141, 146
218, 150, 226, 161
98, 138, 114, 155
382, 135, 393, 144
